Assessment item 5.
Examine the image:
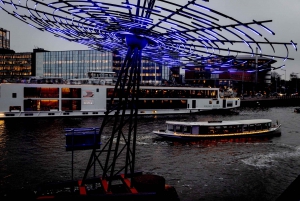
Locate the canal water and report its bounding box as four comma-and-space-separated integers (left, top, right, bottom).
1, 106, 300, 201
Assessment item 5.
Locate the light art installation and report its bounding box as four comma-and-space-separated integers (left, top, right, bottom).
0, 0, 297, 196
0, 0, 297, 66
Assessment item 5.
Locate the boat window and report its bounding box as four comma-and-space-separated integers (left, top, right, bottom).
167, 125, 174, 131
237, 125, 243, 132
9, 106, 21, 111
208, 126, 215, 134
256, 123, 262, 130
175, 125, 182, 132
12, 93, 17, 98
227, 102, 233, 107
243, 125, 249, 132
223, 126, 229, 133
24, 100, 59, 111
41, 88, 59, 98
117, 100, 187, 110
183, 126, 191, 133
24, 87, 59, 98
62, 88, 81, 98
261, 123, 268, 129
107, 88, 114, 98
135, 89, 218, 99
192, 126, 200, 134
249, 124, 255, 131
214, 126, 222, 134
227, 125, 238, 133
62, 100, 81, 111
24, 87, 41, 98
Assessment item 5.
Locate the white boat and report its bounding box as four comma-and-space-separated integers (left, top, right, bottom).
294, 108, 300, 113
0, 73, 240, 118
153, 119, 281, 140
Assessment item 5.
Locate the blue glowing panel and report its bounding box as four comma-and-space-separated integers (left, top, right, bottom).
65, 127, 100, 151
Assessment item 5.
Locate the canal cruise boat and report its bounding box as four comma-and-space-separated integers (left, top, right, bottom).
153, 119, 281, 140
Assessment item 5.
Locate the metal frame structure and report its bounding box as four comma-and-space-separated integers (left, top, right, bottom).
1, 0, 297, 193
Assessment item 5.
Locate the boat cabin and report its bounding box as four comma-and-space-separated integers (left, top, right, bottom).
166, 119, 273, 135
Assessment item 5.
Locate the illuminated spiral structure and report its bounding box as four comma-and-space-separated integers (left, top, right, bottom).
0, 0, 297, 65
0, 0, 297, 194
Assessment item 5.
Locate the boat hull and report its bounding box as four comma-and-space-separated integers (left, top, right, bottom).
0, 108, 231, 119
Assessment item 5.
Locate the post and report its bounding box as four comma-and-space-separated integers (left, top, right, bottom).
242, 69, 244, 99
285, 70, 286, 93
275, 76, 277, 92
255, 47, 258, 94
281, 69, 286, 94
296, 77, 298, 93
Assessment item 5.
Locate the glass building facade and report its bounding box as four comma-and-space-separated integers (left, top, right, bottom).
36, 49, 171, 84
36, 50, 113, 79
141, 58, 163, 85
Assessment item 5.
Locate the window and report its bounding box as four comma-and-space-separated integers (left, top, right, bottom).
12, 93, 16, 98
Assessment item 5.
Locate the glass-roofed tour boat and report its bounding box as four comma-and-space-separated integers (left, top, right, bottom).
153, 119, 281, 140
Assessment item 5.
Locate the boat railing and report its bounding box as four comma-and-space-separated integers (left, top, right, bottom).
28, 77, 65, 84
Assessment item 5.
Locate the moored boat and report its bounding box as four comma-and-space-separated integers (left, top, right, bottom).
0, 72, 241, 118
153, 119, 281, 140
294, 108, 300, 113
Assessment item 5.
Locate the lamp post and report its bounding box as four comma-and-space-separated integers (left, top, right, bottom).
281, 69, 286, 93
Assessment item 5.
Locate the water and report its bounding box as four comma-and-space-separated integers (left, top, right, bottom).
1, 106, 300, 201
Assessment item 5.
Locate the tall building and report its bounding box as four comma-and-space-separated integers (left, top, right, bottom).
0, 28, 10, 50
0, 52, 32, 81
1, 27, 32, 82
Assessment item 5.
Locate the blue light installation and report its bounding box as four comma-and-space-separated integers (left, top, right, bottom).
0, 0, 297, 65
0, 0, 297, 193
